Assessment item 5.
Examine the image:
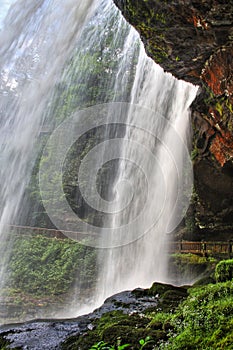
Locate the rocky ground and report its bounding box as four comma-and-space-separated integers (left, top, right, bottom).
0, 255, 217, 349
0, 282, 188, 349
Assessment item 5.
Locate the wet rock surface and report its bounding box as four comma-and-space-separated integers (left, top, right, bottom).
113, 0, 233, 86
0, 284, 170, 349
0, 321, 81, 350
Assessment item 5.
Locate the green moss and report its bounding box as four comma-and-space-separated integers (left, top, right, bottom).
121, 0, 170, 65
62, 275, 233, 350
61, 285, 187, 349
102, 325, 165, 348
164, 281, 233, 349
61, 311, 159, 350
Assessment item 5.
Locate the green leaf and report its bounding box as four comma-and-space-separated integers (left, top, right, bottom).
118, 344, 130, 350
145, 336, 151, 342
89, 341, 110, 349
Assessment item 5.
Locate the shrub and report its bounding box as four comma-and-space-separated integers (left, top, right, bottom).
6, 235, 97, 296
215, 259, 233, 282
165, 281, 233, 349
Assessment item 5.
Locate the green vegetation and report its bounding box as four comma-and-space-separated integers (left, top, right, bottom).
85, 281, 233, 350
170, 253, 216, 286
61, 260, 233, 350
1, 251, 232, 349
171, 253, 216, 265
215, 259, 233, 282
90, 340, 130, 350
89, 337, 154, 350
61, 283, 186, 349
191, 146, 198, 161
202, 86, 233, 133
166, 281, 233, 349
3, 235, 97, 299
0, 235, 97, 320
115, 0, 170, 65
61, 310, 166, 350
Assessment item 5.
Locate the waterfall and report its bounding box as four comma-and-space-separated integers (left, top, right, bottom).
96, 52, 198, 299
0, 0, 198, 322
90, 43, 199, 301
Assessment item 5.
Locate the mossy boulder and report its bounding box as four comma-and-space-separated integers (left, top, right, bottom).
146, 282, 188, 312
61, 311, 166, 350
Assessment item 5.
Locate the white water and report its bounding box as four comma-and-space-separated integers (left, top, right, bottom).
0, 0, 15, 28
0, 0, 198, 322
96, 45, 198, 300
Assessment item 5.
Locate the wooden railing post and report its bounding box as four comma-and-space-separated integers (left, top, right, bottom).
228, 240, 232, 258
201, 240, 207, 257
179, 242, 182, 253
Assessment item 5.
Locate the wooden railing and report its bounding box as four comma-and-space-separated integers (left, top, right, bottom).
169, 241, 233, 258
4, 225, 233, 257
6, 224, 92, 240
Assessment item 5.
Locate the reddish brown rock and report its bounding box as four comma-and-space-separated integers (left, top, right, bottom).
210, 132, 233, 167
202, 45, 233, 100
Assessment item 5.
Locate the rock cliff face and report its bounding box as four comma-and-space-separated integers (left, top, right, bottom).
113, 0, 233, 238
